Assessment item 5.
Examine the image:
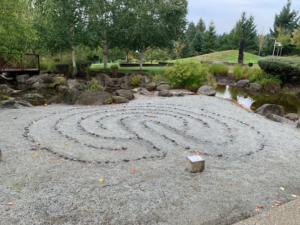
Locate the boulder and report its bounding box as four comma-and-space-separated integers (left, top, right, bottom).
197, 85, 216, 96
38, 75, 55, 88
235, 79, 250, 88
140, 88, 151, 96
157, 84, 171, 91
39, 70, 50, 75
47, 96, 63, 105
0, 100, 15, 109
32, 82, 41, 89
23, 93, 46, 105
67, 79, 83, 90
0, 84, 13, 96
139, 75, 151, 86
105, 78, 121, 87
116, 90, 134, 100
16, 74, 30, 83
249, 83, 263, 92
158, 90, 173, 97
0, 95, 2, 101
25, 76, 38, 85
284, 113, 299, 121
95, 73, 110, 82
143, 82, 157, 91
131, 88, 140, 93
264, 81, 281, 92
57, 85, 69, 93
266, 114, 295, 125
15, 100, 33, 108
76, 90, 113, 105
63, 88, 80, 104
169, 89, 194, 96
113, 96, 129, 104
255, 104, 284, 117
121, 82, 134, 90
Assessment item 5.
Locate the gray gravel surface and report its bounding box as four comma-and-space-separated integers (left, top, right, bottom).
0, 94, 300, 225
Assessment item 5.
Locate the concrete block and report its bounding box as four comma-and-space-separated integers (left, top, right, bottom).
186, 155, 205, 173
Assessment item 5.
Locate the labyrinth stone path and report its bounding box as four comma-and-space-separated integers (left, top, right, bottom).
24, 103, 265, 164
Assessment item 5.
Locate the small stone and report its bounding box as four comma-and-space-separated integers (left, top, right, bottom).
122, 147, 127, 150
186, 155, 205, 173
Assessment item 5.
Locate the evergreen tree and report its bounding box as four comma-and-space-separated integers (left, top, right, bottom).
202, 21, 217, 54
197, 18, 206, 34
191, 31, 203, 53
181, 34, 191, 58
186, 22, 198, 43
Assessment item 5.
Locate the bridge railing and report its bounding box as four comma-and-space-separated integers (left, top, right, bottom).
0, 54, 40, 73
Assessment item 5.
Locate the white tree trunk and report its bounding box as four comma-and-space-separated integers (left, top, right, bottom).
103, 42, 108, 69
71, 45, 77, 75
139, 50, 143, 71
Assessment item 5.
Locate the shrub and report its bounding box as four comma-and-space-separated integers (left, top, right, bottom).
83, 78, 106, 91
111, 64, 118, 69
47, 62, 58, 73
258, 56, 300, 81
249, 69, 282, 85
76, 60, 92, 72
232, 64, 243, 79
1, 94, 9, 100
54, 58, 61, 62
131, 75, 140, 87
40, 62, 48, 70
209, 64, 229, 76
55, 63, 70, 75
163, 60, 210, 89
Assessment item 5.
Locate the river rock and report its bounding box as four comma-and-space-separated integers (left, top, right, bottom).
284, 113, 299, 121
255, 104, 284, 117
76, 90, 113, 105
116, 90, 134, 100
63, 88, 80, 104
67, 79, 83, 90
38, 75, 55, 88
121, 82, 134, 90
23, 93, 46, 105
266, 114, 295, 125
48, 96, 63, 105
105, 78, 121, 87
170, 89, 194, 95
0, 84, 13, 96
140, 88, 151, 96
16, 74, 30, 83
139, 76, 151, 86
235, 79, 250, 88
57, 85, 69, 93
16, 100, 33, 108
159, 90, 173, 97
197, 85, 216, 96
113, 96, 129, 104
264, 81, 281, 92
0, 100, 15, 109
95, 73, 110, 82
144, 83, 157, 91
157, 84, 171, 91
25, 76, 38, 85
249, 83, 263, 92
32, 82, 41, 89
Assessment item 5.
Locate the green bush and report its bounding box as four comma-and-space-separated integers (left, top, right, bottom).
111, 64, 118, 69
163, 60, 210, 89
258, 56, 300, 81
55, 63, 70, 75
54, 58, 61, 62
83, 78, 106, 91
76, 60, 92, 72
47, 62, 58, 73
232, 64, 243, 79
248, 68, 282, 85
1, 94, 9, 100
131, 75, 140, 87
40, 62, 48, 70
209, 64, 229, 76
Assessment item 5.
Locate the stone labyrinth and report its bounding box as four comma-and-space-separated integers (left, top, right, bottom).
23, 103, 266, 164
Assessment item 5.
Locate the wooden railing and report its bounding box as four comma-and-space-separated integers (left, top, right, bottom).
0, 54, 40, 72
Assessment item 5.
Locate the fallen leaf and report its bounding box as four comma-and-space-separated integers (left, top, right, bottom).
229, 173, 232, 175
275, 204, 279, 206
99, 179, 103, 182
65, 143, 68, 146
131, 168, 136, 171
185, 129, 188, 132
178, 148, 181, 150
6, 202, 14, 205
114, 149, 118, 151
95, 127, 98, 129
151, 114, 154, 116
292, 194, 297, 198
60, 159, 64, 161
34, 154, 38, 156
195, 151, 200, 155
271, 205, 274, 207
81, 133, 83, 135
49, 161, 52, 163
276, 201, 280, 204
33, 122, 36, 124
14, 117, 17, 119
255, 209, 259, 211
280, 187, 285, 190
258, 206, 263, 208
184, 151, 187, 153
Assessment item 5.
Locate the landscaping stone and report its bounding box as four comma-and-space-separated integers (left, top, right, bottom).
197, 85, 216, 96
139, 75, 151, 86
121, 82, 134, 90
39, 70, 50, 75
297, 122, 300, 129
158, 90, 173, 97
144, 83, 157, 91
0, 100, 15, 109
249, 83, 263, 92
38, 75, 55, 88
63, 88, 80, 104
264, 81, 281, 92
15, 100, 33, 108
255, 104, 284, 117
105, 78, 121, 87
0, 84, 13, 96
157, 84, 171, 91
32, 82, 41, 89
284, 113, 299, 121
131, 88, 140, 93
57, 85, 69, 93
140, 88, 151, 96
16, 74, 30, 83
23, 93, 46, 105
113, 96, 129, 104
47, 96, 63, 105
186, 155, 205, 173
25, 76, 38, 85
67, 79, 83, 90
169, 89, 194, 95
95, 73, 110, 82
76, 90, 113, 105
235, 79, 250, 88
116, 90, 134, 100
266, 114, 295, 125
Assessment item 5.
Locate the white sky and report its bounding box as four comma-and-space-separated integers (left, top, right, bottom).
187, 0, 300, 34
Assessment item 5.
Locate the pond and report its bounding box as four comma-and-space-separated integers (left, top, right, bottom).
215, 85, 300, 115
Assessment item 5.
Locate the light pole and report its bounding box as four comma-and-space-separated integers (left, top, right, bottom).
273, 41, 281, 56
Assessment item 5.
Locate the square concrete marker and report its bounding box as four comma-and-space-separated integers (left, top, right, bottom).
186, 155, 205, 173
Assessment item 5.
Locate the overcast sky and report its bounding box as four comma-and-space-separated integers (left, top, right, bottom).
187, 0, 300, 34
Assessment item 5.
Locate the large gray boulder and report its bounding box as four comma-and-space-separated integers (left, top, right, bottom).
0, 84, 13, 96
32, 82, 41, 89
67, 79, 83, 90
0, 100, 15, 109
57, 85, 69, 93
113, 96, 129, 104
143, 83, 157, 91
23, 93, 46, 105
169, 89, 194, 96
95, 73, 110, 82
249, 83, 263, 92
159, 90, 173, 97
157, 84, 171, 91
25, 76, 38, 85
105, 78, 121, 87
63, 88, 80, 104
38, 75, 55, 88
47, 96, 63, 105
197, 85, 216, 96
76, 90, 113, 105
16, 74, 30, 83
15, 100, 33, 108
284, 113, 299, 121
235, 79, 250, 88
266, 114, 295, 125
116, 89, 134, 100
140, 88, 151, 96
255, 104, 284, 117
120, 75, 134, 90
264, 81, 281, 92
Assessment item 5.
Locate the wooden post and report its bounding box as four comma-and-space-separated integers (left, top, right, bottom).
37, 55, 40, 71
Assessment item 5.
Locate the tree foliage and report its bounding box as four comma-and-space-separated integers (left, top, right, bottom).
191, 31, 203, 53
186, 22, 198, 43
197, 18, 206, 34
202, 21, 217, 54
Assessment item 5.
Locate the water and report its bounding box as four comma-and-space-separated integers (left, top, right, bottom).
215, 85, 300, 115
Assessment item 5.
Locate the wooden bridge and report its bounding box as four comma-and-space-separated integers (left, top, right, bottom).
0, 54, 40, 73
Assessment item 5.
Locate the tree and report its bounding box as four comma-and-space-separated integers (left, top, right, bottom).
186, 22, 198, 43
257, 32, 268, 58
173, 39, 185, 59
202, 21, 217, 54
191, 31, 203, 53
291, 27, 300, 51
197, 18, 206, 34
275, 27, 291, 56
